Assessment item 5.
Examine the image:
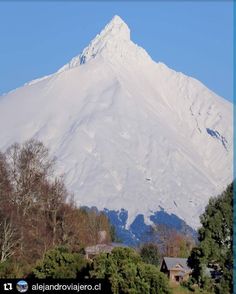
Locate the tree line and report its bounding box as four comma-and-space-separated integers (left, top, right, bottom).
0, 139, 112, 277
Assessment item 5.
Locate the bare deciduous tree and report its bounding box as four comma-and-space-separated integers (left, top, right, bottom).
0, 219, 17, 263
0, 152, 12, 206
5, 139, 55, 216
151, 224, 195, 257
0, 139, 112, 276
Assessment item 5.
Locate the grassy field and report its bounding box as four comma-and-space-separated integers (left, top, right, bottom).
169, 283, 213, 294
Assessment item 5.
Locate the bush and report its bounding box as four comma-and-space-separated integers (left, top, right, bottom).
90, 247, 171, 294
33, 246, 87, 279
0, 260, 25, 278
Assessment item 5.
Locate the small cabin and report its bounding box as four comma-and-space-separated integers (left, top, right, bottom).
85, 243, 127, 260
85, 244, 113, 260
160, 257, 191, 283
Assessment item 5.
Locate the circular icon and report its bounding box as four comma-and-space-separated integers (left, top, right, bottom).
16, 280, 28, 293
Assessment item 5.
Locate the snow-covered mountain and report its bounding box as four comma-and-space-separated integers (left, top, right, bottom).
0, 16, 232, 235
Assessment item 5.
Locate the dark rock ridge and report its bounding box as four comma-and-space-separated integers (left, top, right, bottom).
83, 206, 197, 246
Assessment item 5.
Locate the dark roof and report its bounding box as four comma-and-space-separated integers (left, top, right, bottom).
163, 257, 191, 272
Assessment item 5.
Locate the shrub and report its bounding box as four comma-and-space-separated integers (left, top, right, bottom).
90, 247, 171, 294
33, 246, 87, 279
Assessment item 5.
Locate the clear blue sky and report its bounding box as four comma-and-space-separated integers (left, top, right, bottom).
0, 1, 233, 102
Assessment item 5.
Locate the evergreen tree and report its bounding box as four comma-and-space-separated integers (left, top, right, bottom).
188, 183, 233, 293
140, 243, 161, 266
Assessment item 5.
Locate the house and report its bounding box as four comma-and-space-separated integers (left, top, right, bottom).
85, 244, 114, 260
160, 257, 191, 283
85, 243, 127, 260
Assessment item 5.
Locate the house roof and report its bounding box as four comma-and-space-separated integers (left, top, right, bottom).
85, 244, 113, 255
163, 257, 191, 272
85, 243, 127, 255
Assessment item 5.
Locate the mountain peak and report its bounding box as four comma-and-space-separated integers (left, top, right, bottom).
79, 15, 131, 64
58, 15, 139, 71
100, 15, 130, 41
110, 15, 126, 25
